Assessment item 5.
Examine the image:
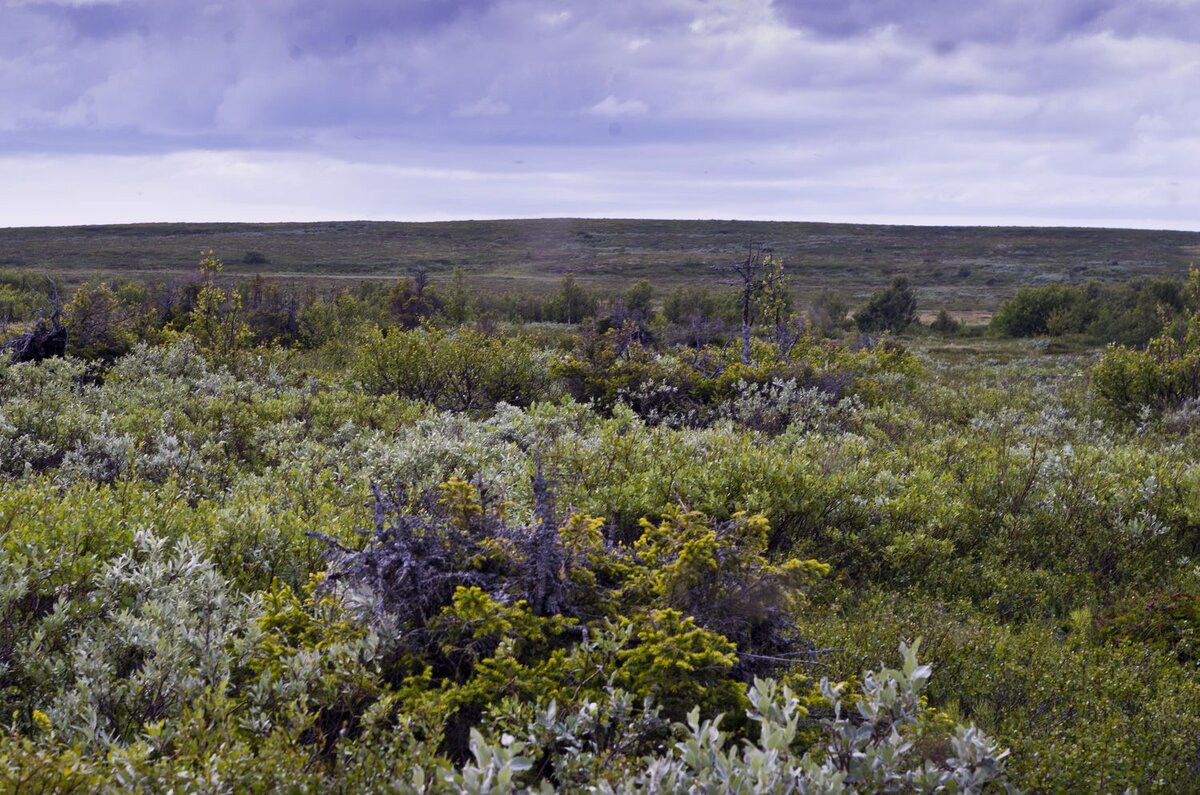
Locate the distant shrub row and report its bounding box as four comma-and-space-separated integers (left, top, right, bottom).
0, 255, 950, 368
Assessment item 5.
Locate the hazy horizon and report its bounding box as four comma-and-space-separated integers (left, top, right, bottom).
3, 0, 1198, 230
4, 215, 1200, 236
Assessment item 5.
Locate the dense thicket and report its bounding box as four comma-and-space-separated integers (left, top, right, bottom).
989, 276, 1186, 345
5, 257, 1200, 790
1091, 272, 1200, 423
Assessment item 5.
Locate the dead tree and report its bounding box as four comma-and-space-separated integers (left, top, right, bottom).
2, 279, 67, 364
714, 243, 767, 365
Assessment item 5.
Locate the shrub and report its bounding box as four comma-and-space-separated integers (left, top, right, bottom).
353, 326, 553, 411
663, 284, 735, 327
1092, 273, 1200, 420
453, 642, 1011, 793
992, 278, 1185, 345
389, 274, 444, 329
930, 308, 962, 334
989, 284, 1076, 337
0, 270, 53, 323
855, 276, 918, 333
62, 281, 149, 361
183, 252, 252, 360
545, 276, 599, 324
808, 289, 850, 336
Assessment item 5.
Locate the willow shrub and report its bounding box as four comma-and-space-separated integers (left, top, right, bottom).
352, 325, 555, 411
1092, 270, 1200, 422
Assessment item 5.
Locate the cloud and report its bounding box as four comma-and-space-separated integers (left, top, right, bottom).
5, 0, 132, 5
452, 97, 511, 117
3, 142, 1196, 230
587, 96, 649, 117
0, 0, 1198, 228
771, 0, 1200, 45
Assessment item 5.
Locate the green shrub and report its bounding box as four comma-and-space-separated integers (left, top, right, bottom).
801, 595, 1200, 792
992, 278, 1185, 345
352, 326, 554, 411
990, 283, 1076, 337
855, 276, 918, 333
1092, 273, 1200, 420
63, 281, 151, 361
930, 308, 961, 334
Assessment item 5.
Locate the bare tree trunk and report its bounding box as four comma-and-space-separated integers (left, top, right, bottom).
713, 243, 765, 367
739, 246, 757, 365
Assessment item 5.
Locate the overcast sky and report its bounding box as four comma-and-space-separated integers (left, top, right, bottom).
1, 0, 1198, 229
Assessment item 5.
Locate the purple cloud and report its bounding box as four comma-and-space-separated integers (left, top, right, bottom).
0, 0, 1197, 228
773, 0, 1200, 45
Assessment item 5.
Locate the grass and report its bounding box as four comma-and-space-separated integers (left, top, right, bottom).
2, 218, 1198, 313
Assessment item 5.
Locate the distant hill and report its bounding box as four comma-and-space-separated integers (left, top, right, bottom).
2, 219, 1197, 310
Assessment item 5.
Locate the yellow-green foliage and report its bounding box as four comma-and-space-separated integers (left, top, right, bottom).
182, 251, 253, 360
629, 508, 828, 621
352, 325, 553, 411
614, 608, 743, 717
63, 281, 153, 361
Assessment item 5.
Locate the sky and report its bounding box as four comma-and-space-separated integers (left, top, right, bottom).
1, 0, 1198, 229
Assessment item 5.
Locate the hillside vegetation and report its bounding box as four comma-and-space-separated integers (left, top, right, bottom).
3, 247, 1200, 791
3, 219, 1198, 312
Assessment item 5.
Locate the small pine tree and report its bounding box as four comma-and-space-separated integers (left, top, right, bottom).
855, 276, 918, 333
930, 308, 961, 335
